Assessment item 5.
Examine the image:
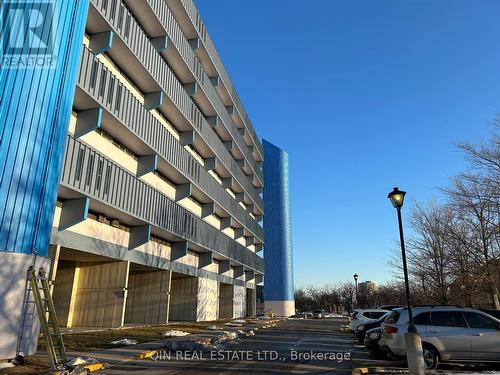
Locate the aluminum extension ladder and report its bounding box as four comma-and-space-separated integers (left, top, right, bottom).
27, 266, 67, 369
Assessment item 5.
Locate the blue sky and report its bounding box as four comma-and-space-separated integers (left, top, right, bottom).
195, 1, 500, 287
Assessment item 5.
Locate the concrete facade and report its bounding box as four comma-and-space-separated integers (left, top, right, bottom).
48, 0, 266, 329
0, 0, 264, 360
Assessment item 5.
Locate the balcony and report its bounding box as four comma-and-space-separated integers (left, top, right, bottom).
59, 135, 264, 272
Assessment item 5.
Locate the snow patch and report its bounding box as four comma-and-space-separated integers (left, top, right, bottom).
206, 325, 224, 330
162, 330, 190, 337
224, 322, 243, 327
219, 331, 238, 341
110, 338, 138, 346
0, 363, 14, 369
237, 329, 255, 337
67, 357, 98, 366
162, 337, 214, 352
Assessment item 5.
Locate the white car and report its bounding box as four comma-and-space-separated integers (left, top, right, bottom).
379, 306, 500, 369
350, 309, 390, 331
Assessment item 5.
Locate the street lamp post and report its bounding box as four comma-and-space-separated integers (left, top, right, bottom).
353, 273, 359, 309
388, 187, 425, 374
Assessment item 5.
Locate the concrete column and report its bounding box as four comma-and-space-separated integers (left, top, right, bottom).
233, 285, 247, 318
125, 269, 171, 325
196, 278, 218, 321
48, 244, 61, 295
67, 260, 129, 328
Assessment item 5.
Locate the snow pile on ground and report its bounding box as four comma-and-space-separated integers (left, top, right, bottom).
161, 330, 190, 337
0, 363, 14, 369
110, 338, 138, 346
224, 322, 243, 327
219, 331, 238, 341
162, 330, 247, 353
237, 329, 255, 337
232, 319, 246, 324
162, 337, 213, 352
212, 331, 241, 347
67, 357, 99, 366
205, 325, 224, 330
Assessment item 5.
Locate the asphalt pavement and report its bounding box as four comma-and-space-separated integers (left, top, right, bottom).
94, 318, 395, 374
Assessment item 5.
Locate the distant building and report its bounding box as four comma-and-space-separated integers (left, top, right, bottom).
263, 140, 295, 317
359, 281, 378, 293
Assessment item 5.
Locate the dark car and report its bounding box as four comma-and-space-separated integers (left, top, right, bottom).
355, 312, 390, 343
312, 309, 324, 319
364, 327, 387, 358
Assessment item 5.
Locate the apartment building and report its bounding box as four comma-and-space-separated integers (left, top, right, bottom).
0, 0, 264, 358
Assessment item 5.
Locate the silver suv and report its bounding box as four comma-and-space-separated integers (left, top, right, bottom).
379, 306, 500, 369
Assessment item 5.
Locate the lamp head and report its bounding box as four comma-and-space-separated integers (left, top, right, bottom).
388, 187, 406, 209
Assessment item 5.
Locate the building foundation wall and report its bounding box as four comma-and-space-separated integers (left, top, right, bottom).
125, 269, 171, 324
218, 283, 234, 319
246, 288, 256, 317
0, 253, 51, 359
169, 276, 198, 321
264, 300, 295, 317
52, 260, 77, 327
68, 260, 129, 328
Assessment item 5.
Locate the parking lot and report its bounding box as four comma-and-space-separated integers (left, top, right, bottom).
95, 318, 394, 374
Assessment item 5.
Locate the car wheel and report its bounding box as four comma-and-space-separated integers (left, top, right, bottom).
422, 345, 439, 369
368, 350, 387, 360
12, 354, 25, 366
